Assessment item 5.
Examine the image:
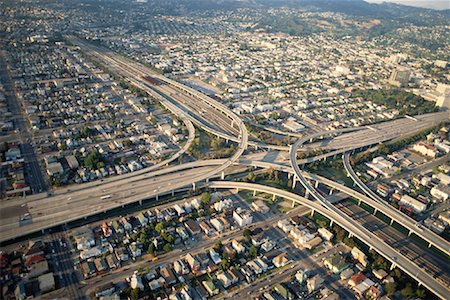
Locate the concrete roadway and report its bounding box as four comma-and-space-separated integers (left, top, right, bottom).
207, 181, 450, 299
336, 200, 450, 288
342, 151, 450, 257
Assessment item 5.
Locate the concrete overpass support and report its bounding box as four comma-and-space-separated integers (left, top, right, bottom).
206, 178, 209, 183
330, 220, 334, 228
172, 190, 175, 196
253, 190, 256, 197
358, 199, 362, 206
315, 181, 319, 189
291, 200, 295, 208
221, 171, 225, 180
272, 194, 276, 201
329, 188, 334, 195
139, 199, 142, 205
390, 219, 394, 226
156, 194, 159, 201
310, 209, 315, 217
408, 230, 412, 237
373, 208, 378, 215
192, 182, 196, 191
390, 263, 396, 271
305, 190, 310, 199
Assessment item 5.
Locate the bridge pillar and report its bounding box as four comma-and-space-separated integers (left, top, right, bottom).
323, 156, 326, 161
156, 194, 159, 201
428, 243, 432, 248
206, 178, 209, 183
390, 263, 396, 271
236, 188, 239, 193
358, 199, 362, 206
172, 190, 175, 196
408, 230, 412, 237
309, 138, 313, 143
390, 219, 394, 226
272, 194, 276, 201
253, 190, 256, 197
329, 188, 334, 195
226, 139, 229, 144
292, 178, 297, 189
305, 190, 310, 199
192, 182, 196, 191
373, 208, 377, 215
315, 181, 319, 189
221, 171, 225, 180
42, 229, 45, 234
122, 204, 125, 208
310, 209, 314, 217
348, 232, 353, 238
330, 220, 334, 228
139, 199, 142, 205
291, 200, 295, 208
288, 173, 292, 179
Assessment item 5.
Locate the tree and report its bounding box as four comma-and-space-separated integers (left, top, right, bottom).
155, 222, 165, 234
401, 284, 415, 298
220, 258, 230, 271
243, 229, 252, 240
130, 288, 139, 300
163, 243, 173, 253
385, 282, 397, 296
147, 243, 155, 256
416, 288, 426, 299
246, 172, 256, 183
214, 240, 223, 252
200, 192, 211, 206
249, 245, 258, 258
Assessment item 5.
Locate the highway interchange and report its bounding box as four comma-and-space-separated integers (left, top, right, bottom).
1, 38, 450, 299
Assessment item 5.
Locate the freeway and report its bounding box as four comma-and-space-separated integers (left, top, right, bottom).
336, 200, 450, 287
207, 181, 450, 299
342, 151, 450, 257
289, 128, 450, 298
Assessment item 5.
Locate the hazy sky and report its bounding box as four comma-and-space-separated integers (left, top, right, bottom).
366, 0, 449, 10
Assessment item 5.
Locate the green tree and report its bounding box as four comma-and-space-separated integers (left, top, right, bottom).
220, 258, 230, 271
249, 245, 258, 258
163, 243, 173, 253
155, 222, 165, 234
200, 192, 211, 206
214, 240, 223, 252
130, 288, 139, 300
416, 288, 426, 299
246, 172, 256, 183
385, 282, 397, 296
147, 243, 155, 256
243, 229, 252, 240
401, 284, 415, 298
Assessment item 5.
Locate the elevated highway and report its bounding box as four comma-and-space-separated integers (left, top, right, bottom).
207, 181, 450, 299
342, 151, 450, 257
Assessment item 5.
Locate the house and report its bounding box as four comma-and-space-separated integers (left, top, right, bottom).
231, 239, 245, 254
94, 257, 108, 272
173, 259, 190, 275
348, 272, 367, 287
413, 142, 438, 158
149, 277, 166, 291
184, 220, 201, 235
373, 269, 388, 280
106, 254, 119, 269
28, 260, 49, 278
317, 228, 334, 241
136, 212, 148, 227
217, 271, 232, 288
185, 253, 200, 273
128, 242, 141, 259
323, 254, 349, 274
25, 240, 45, 259
307, 275, 324, 293
399, 194, 427, 213
261, 239, 276, 252
273, 253, 289, 268
95, 282, 116, 298
173, 204, 185, 216
213, 198, 233, 212
39, 273, 56, 293
199, 221, 213, 235
115, 247, 129, 262
351, 247, 369, 267
209, 249, 221, 265
233, 208, 253, 227
354, 278, 375, 296
210, 218, 225, 232
202, 280, 219, 296
251, 200, 270, 213
130, 273, 144, 290
340, 268, 355, 281
160, 265, 177, 286
274, 283, 294, 300
431, 185, 450, 201
277, 219, 293, 233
